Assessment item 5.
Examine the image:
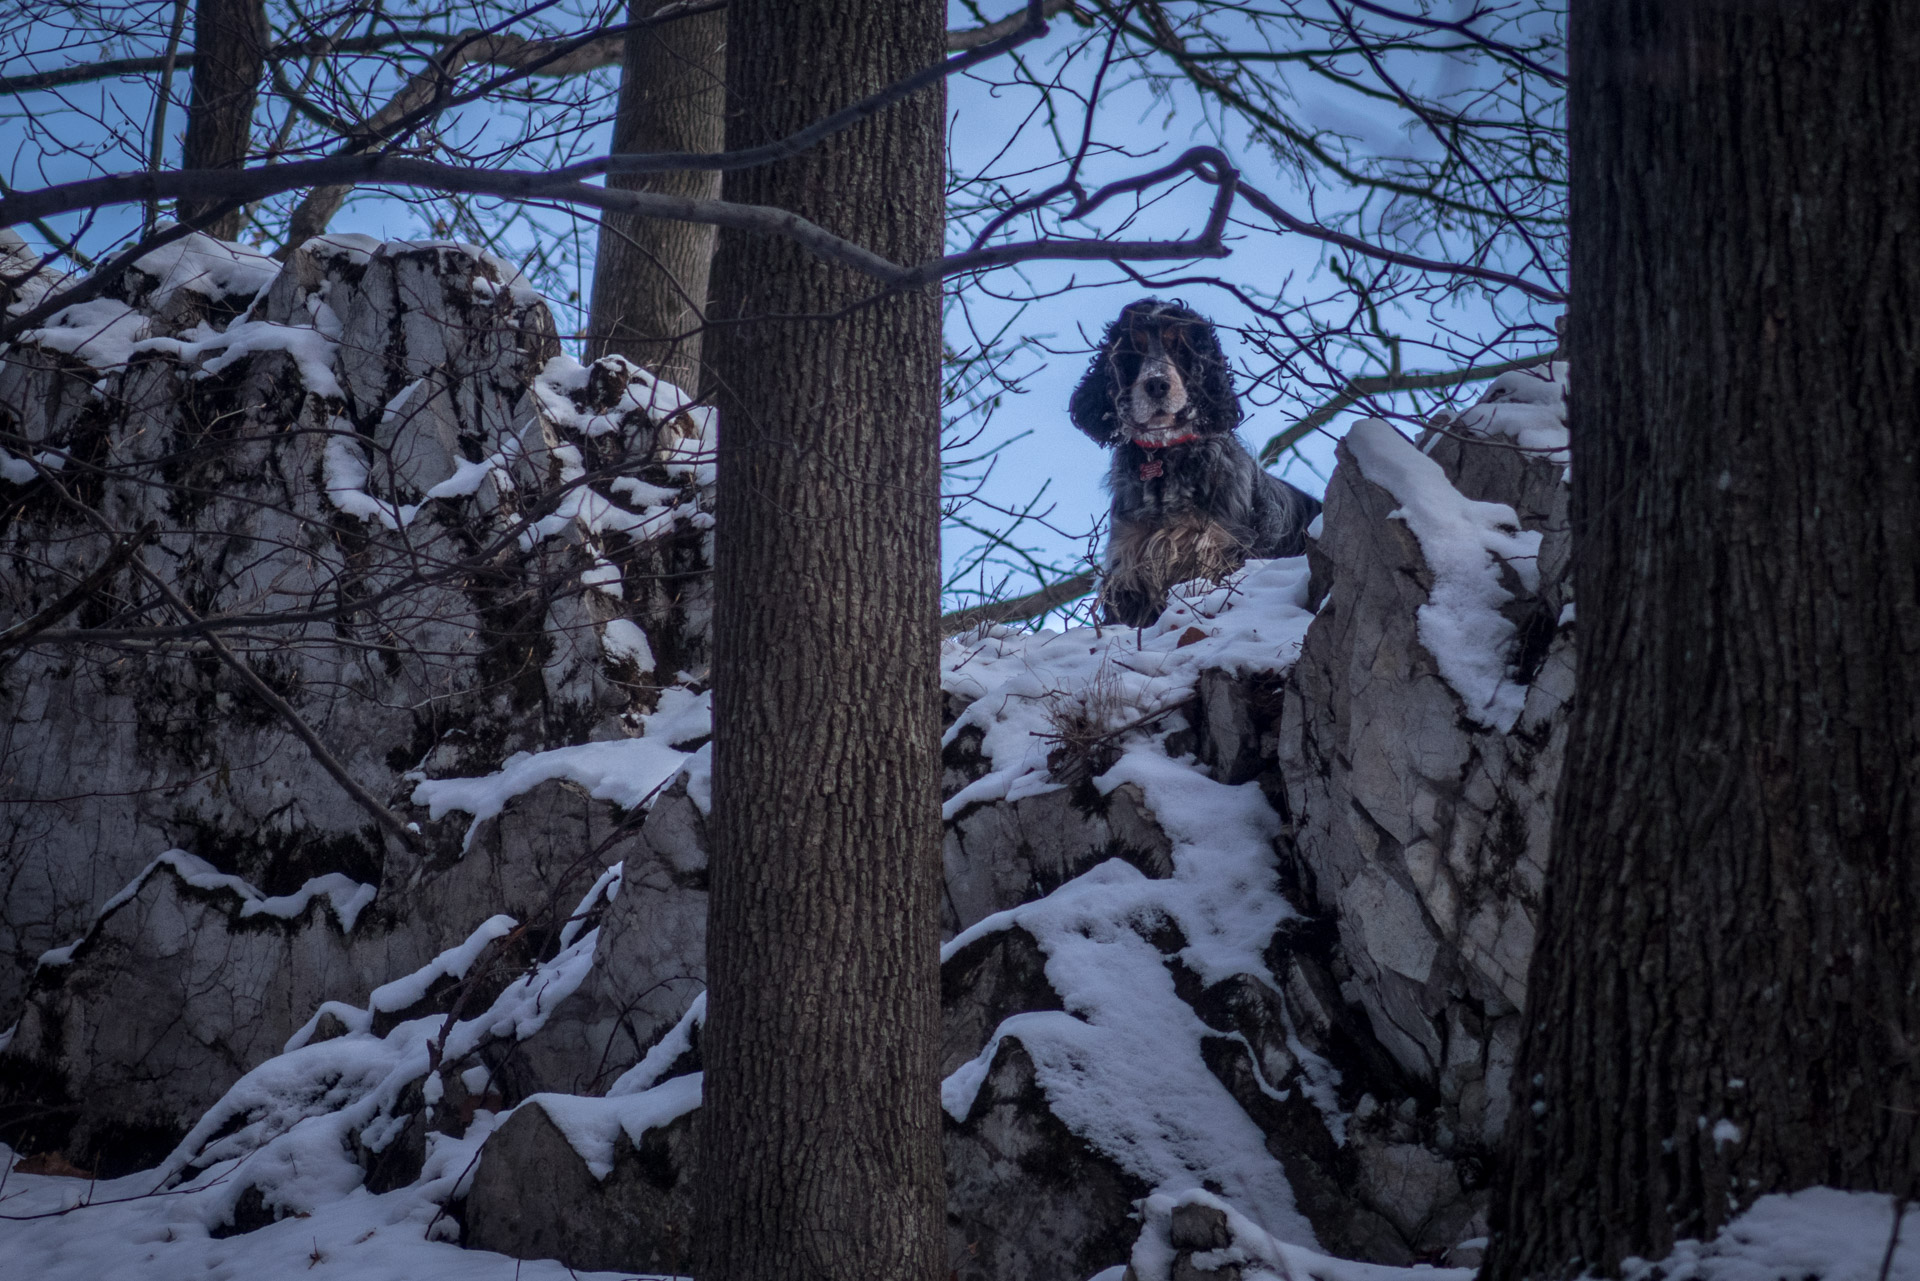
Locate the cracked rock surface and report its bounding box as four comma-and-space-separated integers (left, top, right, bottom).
2, 241, 1571, 1281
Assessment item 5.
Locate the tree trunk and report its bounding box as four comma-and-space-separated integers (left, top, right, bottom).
584, 0, 725, 393
1485, 3, 1920, 1276
692, 0, 946, 1279
179, 0, 265, 240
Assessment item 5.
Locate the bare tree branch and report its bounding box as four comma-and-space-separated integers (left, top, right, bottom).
573, 0, 1058, 181
0, 520, 156, 657
131, 554, 420, 849
947, 0, 1077, 52
1235, 178, 1565, 303
1257, 349, 1558, 466
0, 0, 1059, 98
941, 570, 1095, 633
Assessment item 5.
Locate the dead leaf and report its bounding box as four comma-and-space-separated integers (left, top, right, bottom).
14, 1151, 92, 1178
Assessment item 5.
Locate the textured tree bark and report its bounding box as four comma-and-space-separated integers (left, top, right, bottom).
585, 0, 725, 393
178, 0, 265, 240
1485, 3, 1920, 1277
693, 0, 946, 1278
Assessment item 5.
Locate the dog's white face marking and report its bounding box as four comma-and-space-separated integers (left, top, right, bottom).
1119, 325, 1191, 444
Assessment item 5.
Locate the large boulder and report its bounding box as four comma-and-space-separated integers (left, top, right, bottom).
1, 235, 716, 1164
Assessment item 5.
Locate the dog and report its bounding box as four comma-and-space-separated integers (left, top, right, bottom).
1069, 298, 1322, 627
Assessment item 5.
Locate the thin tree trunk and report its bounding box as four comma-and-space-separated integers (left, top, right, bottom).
1485, 3, 1920, 1276
179, 0, 265, 240
585, 0, 724, 394
693, 0, 946, 1277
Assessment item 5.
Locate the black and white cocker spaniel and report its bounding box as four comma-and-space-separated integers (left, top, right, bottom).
1069, 298, 1321, 627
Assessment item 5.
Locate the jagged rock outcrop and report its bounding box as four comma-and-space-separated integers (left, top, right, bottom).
464, 1096, 698, 1272
3, 236, 1572, 1281
1282, 377, 1571, 1159
1, 234, 716, 1165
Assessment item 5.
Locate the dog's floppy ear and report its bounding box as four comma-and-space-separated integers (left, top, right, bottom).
1068, 314, 1128, 445
1179, 309, 1242, 434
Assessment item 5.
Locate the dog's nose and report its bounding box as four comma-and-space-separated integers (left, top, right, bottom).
1144, 375, 1171, 400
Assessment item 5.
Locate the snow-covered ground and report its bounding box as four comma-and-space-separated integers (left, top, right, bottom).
3, 402, 1912, 1276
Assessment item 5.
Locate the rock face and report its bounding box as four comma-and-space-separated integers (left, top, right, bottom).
1282, 390, 1572, 1160
0, 234, 716, 1167
2, 238, 1573, 1281
463, 1098, 697, 1273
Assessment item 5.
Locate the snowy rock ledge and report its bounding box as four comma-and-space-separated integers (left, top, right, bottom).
3, 242, 1592, 1281
1, 232, 717, 1176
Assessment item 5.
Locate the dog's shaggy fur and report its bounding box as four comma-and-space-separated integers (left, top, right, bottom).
1069, 298, 1322, 627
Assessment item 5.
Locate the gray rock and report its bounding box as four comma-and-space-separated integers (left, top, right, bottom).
1, 238, 714, 1159
4, 242, 1576, 1281
463, 1097, 696, 1273
1169, 1202, 1233, 1250
942, 780, 1170, 937
2, 857, 418, 1172
944, 1036, 1149, 1281
1280, 427, 1571, 1151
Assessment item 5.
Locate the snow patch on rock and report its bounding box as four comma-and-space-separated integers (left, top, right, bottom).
1345, 417, 1542, 732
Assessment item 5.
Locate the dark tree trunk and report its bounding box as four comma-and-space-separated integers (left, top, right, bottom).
179, 0, 265, 240
1486, 3, 1920, 1276
585, 0, 725, 393
693, 0, 946, 1278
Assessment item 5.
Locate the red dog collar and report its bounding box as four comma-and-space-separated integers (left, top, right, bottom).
1135, 433, 1196, 479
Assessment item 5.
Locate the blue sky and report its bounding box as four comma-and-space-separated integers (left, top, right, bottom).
1, 0, 1564, 608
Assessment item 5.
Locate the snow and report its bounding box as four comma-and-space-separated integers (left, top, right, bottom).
130, 232, 278, 306
0, 905, 655, 1281
16, 297, 150, 367
1621, 1188, 1920, 1281
366, 915, 517, 1015
298, 231, 382, 264
939, 558, 1323, 1246
518, 1074, 702, 1181
323, 429, 420, 530
35, 850, 376, 969
582, 558, 624, 597
1132, 1189, 1472, 1281
516, 443, 691, 549
602, 617, 656, 672
1452, 360, 1568, 461
412, 739, 690, 843
559, 862, 623, 950
410, 690, 710, 849
384, 239, 544, 307
423, 453, 513, 500
643, 685, 711, 746
531, 354, 699, 438
193, 315, 345, 398
941, 556, 1315, 820
1127, 1185, 1920, 1281
610, 993, 706, 1097
1345, 417, 1542, 732
0, 1140, 671, 1281
681, 741, 713, 815
135, 313, 346, 399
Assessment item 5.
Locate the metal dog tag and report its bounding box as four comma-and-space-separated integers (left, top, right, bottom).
1139, 458, 1164, 480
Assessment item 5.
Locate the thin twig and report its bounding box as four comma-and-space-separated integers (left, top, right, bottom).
0, 519, 156, 657
1258, 349, 1558, 465
128, 555, 419, 849
1880, 1192, 1909, 1281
